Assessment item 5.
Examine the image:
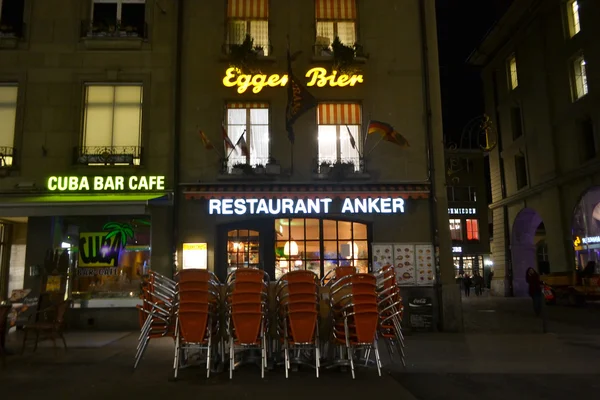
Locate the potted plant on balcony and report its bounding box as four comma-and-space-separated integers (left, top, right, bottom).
266, 157, 281, 175
332, 37, 355, 72
254, 164, 266, 175
232, 162, 246, 175
319, 161, 332, 175
229, 34, 262, 72
333, 160, 355, 177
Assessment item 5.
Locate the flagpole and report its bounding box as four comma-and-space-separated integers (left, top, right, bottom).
287, 34, 294, 176
365, 135, 385, 158
228, 129, 246, 160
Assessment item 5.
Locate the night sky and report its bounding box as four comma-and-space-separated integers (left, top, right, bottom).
436, 0, 513, 145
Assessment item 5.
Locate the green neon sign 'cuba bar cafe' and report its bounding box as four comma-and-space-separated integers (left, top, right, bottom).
47, 176, 166, 191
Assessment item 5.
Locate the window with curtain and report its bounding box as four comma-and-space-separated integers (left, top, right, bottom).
508, 54, 518, 90
573, 54, 588, 100
226, 0, 269, 56
226, 103, 269, 169
314, 0, 357, 54
449, 219, 463, 241
90, 0, 146, 36
466, 219, 479, 241
567, 0, 581, 38
317, 103, 361, 170
0, 85, 17, 167
82, 85, 143, 166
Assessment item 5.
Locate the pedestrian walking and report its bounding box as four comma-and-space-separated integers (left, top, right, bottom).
526, 267, 542, 316
463, 274, 471, 297
473, 272, 483, 296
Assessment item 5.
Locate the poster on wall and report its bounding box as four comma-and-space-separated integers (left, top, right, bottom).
371, 244, 393, 272
393, 244, 416, 286
415, 244, 435, 286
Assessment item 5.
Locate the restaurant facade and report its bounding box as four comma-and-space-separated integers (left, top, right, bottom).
0, 0, 460, 331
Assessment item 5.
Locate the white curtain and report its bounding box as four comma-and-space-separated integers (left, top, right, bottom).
318, 126, 337, 164
250, 20, 269, 55
316, 21, 334, 46
228, 20, 247, 45
250, 108, 269, 165
337, 22, 356, 46
339, 125, 360, 170
0, 86, 18, 148
227, 108, 247, 167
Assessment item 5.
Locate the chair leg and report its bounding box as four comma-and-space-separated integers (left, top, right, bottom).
60, 332, 68, 352
229, 336, 234, 380
373, 339, 382, 377
21, 329, 28, 354
206, 325, 212, 378
33, 331, 40, 353
344, 319, 355, 379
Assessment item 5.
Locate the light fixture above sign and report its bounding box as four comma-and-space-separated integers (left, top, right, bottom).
222, 67, 364, 94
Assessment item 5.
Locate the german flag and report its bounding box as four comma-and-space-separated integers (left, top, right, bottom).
367, 120, 410, 148
199, 130, 214, 150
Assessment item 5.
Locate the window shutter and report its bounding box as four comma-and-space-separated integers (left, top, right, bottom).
315, 0, 357, 20
227, 102, 269, 109
317, 103, 361, 125
228, 0, 269, 19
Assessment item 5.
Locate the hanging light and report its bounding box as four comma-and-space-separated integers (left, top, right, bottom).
284, 240, 299, 256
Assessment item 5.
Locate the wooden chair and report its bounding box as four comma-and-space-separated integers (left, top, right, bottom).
22, 300, 71, 355
0, 305, 11, 367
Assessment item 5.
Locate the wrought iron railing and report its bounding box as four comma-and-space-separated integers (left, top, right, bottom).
314, 157, 366, 175
80, 20, 148, 39
0, 22, 25, 39
220, 157, 273, 175
0, 147, 15, 167
73, 146, 143, 166
222, 43, 274, 58
312, 43, 367, 58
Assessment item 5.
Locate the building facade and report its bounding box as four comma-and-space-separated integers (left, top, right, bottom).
0, 0, 461, 330
469, 0, 600, 296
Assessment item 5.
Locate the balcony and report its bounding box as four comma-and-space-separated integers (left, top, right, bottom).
73, 146, 143, 167
311, 41, 368, 64
313, 158, 370, 181
79, 20, 148, 50
218, 157, 280, 181
221, 37, 276, 69
0, 147, 16, 169
0, 22, 25, 49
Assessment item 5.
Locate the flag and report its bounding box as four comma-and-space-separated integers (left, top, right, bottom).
367, 120, 410, 148
286, 49, 317, 144
199, 130, 214, 150
222, 123, 236, 152
346, 125, 357, 150
235, 130, 249, 158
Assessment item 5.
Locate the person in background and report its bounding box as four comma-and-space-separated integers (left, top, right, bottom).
456, 273, 464, 292
526, 267, 542, 316
473, 272, 483, 296
487, 269, 494, 289
463, 273, 471, 297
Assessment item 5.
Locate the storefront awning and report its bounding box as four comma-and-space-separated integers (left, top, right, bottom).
182, 183, 429, 200
0, 192, 172, 217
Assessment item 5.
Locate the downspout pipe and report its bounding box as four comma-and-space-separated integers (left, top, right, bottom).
171, 0, 184, 277
418, 0, 442, 327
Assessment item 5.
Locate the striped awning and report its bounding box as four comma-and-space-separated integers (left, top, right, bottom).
318, 103, 361, 125
228, 0, 269, 18
315, 0, 357, 20
227, 102, 269, 109
183, 183, 429, 201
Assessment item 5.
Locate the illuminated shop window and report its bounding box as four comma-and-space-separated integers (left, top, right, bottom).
449, 219, 463, 241
466, 219, 480, 241
0, 84, 17, 167
314, 0, 357, 55
90, 0, 146, 36
317, 103, 361, 171
225, 103, 269, 170
275, 218, 368, 279
227, 229, 260, 276
82, 85, 143, 165
226, 0, 269, 56
508, 54, 519, 90
573, 55, 589, 100
567, 0, 581, 37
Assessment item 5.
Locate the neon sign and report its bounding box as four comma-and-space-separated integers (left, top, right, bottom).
47, 176, 165, 191
208, 197, 405, 215
448, 207, 476, 215
452, 246, 462, 253
222, 67, 364, 94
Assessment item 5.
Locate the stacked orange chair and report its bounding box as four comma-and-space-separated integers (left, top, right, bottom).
330, 273, 382, 379
135, 270, 177, 369
276, 270, 321, 378
225, 268, 269, 379
321, 266, 357, 286
173, 269, 221, 379
375, 265, 405, 366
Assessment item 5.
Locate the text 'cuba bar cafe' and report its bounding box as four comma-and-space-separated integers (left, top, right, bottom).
0, 0, 456, 331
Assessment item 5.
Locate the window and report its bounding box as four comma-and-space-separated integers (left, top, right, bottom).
275, 218, 368, 279
317, 103, 361, 171
466, 219, 479, 241
81, 85, 143, 166
515, 154, 528, 190
0, 0, 25, 37
0, 85, 17, 167
510, 106, 524, 139
508, 54, 519, 90
226, 0, 269, 56
449, 219, 463, 241
90, 0, 146, 36
227, 229, 260, 276
314, 0, 357, 55
573, 55, 589, 100
567, 0, 581, 37
580, 117, 596, 161
225, 103, 269, 169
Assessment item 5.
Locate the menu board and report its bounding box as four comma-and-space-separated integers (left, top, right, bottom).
415, 244, 435, 286
371, 244, 393, 272
393, 244, 416, 286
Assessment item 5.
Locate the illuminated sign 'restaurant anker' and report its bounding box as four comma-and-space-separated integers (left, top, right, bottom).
208, 197, 405, 215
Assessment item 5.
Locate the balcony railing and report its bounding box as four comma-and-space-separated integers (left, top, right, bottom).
219, 157, 281, 177
0, 147, 16, 168
222, 43, 274, 58
73, 146, 143, 166
80, 20, 148, 39
313, 157, 367, 178
0, 22, 25, 39
312, 44, 368, 59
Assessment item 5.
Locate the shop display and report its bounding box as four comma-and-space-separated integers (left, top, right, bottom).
415, 244, 435, 286
371, 244, 393, 272
393, 244, 416, 286
371, 242, 434, 287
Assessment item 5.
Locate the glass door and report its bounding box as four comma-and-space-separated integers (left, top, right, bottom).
226, 229, 260, 277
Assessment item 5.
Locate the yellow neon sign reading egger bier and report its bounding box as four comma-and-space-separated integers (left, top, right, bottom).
222, 67, 364, 94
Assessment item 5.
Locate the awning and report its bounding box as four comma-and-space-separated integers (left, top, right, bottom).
183, 183, 429, 200
0, 192, 172, 217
